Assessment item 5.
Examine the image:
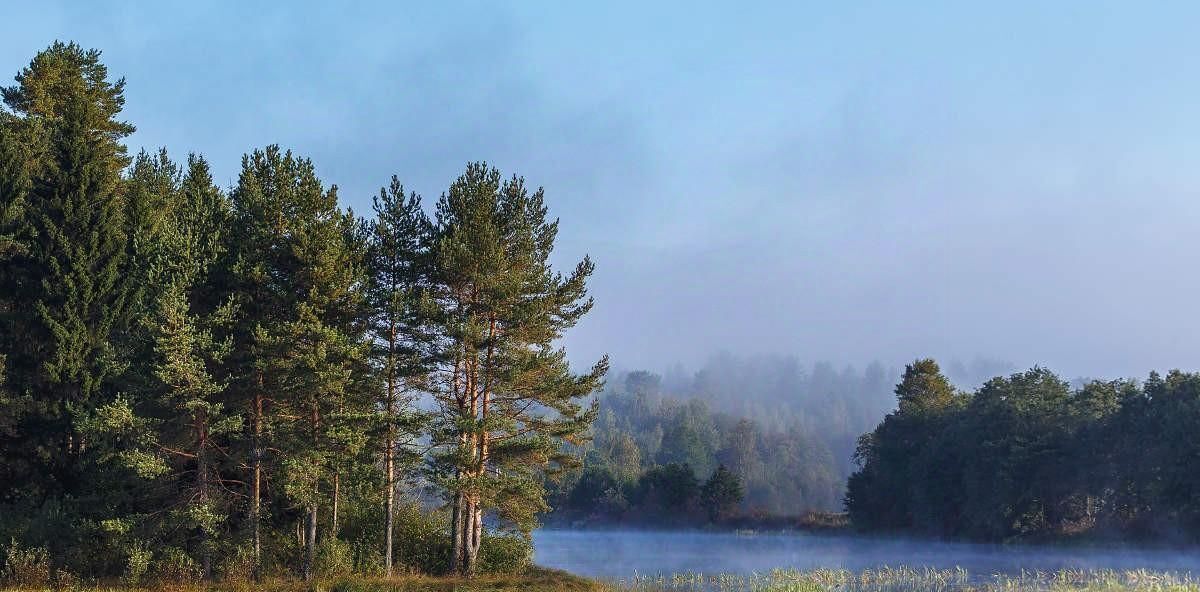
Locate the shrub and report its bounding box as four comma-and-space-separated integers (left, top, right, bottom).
315, 537, 354, 579
153, 547, 201, 587
50, 568, 80, 592
216, 543, 256, 583
392, 503, 450, 575
478, 532, 531, 575
122, 541, 153, 587
1, 540, 51, 588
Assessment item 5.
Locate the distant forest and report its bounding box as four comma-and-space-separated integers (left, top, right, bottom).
546, 355, 1010, 527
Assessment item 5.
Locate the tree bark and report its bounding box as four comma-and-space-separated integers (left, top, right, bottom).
384, 390, 395, 576
384, 319, 397, 576
304, 503, 318, 581
465, 496, 482, 575
251, 382, 264, 580
450, 488, 465, 574
196, 411, 212, 581
305, 404, 320, 582
332, 471, 340, 535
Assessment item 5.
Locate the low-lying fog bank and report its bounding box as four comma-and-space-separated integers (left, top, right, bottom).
533, 530, 1200, 580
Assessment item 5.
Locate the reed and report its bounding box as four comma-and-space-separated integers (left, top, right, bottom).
606, 567, 1200, 592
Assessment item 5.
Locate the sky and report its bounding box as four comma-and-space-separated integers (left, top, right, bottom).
3, 2, 1200, 381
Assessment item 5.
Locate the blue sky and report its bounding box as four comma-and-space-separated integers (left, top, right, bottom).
5, 2, 1200, 380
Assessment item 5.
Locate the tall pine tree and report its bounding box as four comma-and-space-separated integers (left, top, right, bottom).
367, 177, 430, 576
227, 146, 370, 581
426, 163, 606, 575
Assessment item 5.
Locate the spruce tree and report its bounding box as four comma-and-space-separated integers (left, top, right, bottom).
0, 42, 135, 506
426, 163, 606, 575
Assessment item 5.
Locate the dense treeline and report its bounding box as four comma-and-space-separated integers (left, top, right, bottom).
0, 42, 604, 584
848, 359, 1200, 542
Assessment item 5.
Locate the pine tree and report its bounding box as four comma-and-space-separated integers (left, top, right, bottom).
366, 177, 430, 577
426, 163, 606, 575
227, 146, 370, 580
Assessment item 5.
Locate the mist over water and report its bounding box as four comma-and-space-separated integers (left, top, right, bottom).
533, 530, 1200, 580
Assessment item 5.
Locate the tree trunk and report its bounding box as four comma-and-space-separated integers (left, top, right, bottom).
384, 398, 395, 577
305, 404, 320, 582
332, 471, 340, 535
465, 497, 482, 575
251, 386, 264, 580
304, 504, 318, 582
450, 488, 465, 574
196, 412, 212, 581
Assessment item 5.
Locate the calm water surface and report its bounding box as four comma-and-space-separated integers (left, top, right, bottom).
533, 529, 1200, 579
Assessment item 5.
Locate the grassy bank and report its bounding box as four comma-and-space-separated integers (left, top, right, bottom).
0, 567, 606, 592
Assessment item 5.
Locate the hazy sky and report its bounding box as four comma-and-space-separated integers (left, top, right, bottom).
4, 2, 1199, 380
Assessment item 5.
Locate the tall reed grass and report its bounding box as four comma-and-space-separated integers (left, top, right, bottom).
608, 566, 1200, 592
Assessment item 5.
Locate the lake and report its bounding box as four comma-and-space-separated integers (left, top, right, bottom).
532, 529, 1200, 579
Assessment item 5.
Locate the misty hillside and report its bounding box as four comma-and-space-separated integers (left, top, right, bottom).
549, 355, 1012, 523
639, 354, 1010, 480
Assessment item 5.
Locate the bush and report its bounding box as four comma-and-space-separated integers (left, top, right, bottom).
392, 503, 450, 575
217, 543, 256, 584
122, 541, 153, 587
51, 568, 80, 592
2, 540, 51, 588
478, 532, 531, 575
315, 537, 354, 579
153, 547, 201, 587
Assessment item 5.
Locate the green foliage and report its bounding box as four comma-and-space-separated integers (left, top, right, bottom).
848, 361, 1200, 542
122, 541, 152, 587
477, 533, 532, 575
152, 547, 201, 587
391, 503, 450, 576
701, 465, 745, 522
315, 537, 355, 580
215, 544, 257, 584
1, 540, 51, 588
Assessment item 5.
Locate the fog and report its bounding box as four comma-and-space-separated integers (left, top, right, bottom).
534, 530, 1200, 580
6, 3, 1200, 380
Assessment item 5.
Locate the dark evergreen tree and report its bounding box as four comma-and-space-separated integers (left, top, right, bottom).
0, 42, 136, 522
701, 464, 745, 522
